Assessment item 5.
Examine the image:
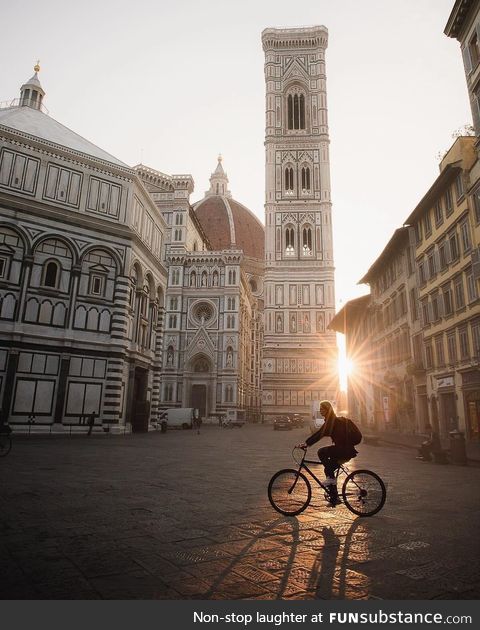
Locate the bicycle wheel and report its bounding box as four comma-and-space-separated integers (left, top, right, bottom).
268, 468, 311, 516
0, 434, 12, 457
341, 469, 386, 517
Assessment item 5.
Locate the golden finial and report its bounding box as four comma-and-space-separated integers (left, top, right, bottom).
34, 60, 40, 73
218, 153, 222, 162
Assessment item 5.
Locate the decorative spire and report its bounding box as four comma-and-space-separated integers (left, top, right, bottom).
206, 155, 231, 198
20, 62, 45, 110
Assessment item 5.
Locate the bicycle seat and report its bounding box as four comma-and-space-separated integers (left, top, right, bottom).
337, 457, 350, 465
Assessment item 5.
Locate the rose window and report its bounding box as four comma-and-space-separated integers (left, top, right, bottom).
192, 301, 214, 325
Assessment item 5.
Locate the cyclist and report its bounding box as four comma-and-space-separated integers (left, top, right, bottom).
297, 400, 361, 505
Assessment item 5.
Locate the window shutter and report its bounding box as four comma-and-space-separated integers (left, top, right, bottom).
472, 246, 480, 280
462, 45, 473, 74
445, 239, 452, 264
437, 295, 444, 318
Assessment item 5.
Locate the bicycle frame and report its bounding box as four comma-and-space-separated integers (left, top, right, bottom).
292, 450, 348, 493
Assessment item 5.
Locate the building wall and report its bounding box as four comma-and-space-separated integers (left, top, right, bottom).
0, 122, 168, 431
261, 27, 338, 420
135, 165, 264, 423
411, 137, 480, 439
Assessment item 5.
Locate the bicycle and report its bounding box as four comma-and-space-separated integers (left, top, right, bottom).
0, 429, 12, 457
268, 446, 386, 517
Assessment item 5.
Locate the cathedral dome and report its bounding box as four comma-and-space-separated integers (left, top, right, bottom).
193, 157, 264, 260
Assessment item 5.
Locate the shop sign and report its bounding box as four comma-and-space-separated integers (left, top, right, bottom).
437, 376, 454, 388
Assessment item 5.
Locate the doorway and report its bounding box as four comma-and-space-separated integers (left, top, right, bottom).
191, 384, 207, 418
439, 392, 456, 435
131, 367, 149, 432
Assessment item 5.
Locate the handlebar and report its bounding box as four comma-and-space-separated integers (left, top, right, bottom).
292, 445, 307, 465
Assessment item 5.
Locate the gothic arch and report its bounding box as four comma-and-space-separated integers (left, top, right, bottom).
284, 81, 308, 131
189, 353, 212, 373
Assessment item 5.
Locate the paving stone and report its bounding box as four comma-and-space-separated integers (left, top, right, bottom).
67, 551, 141, 578
88, 570, 171, 599
231, 563, 277, 583
1, 425, 479, 600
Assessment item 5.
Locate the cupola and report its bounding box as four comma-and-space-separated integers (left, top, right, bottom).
20, 62, 45, 110
205, 154, 231, 198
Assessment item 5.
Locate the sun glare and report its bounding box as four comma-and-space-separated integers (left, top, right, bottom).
338, 355, 354, 392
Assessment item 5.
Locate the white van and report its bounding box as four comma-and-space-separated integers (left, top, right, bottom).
158, 408, 196, 430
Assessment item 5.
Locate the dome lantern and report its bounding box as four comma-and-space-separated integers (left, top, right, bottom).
20, 61, 45, 110
205, 154, 232, 198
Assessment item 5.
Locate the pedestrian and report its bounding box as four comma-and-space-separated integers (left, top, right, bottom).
193, 408, 201, 434
87, 412, 96, 436
297, 401, 362, 506
417, 423, 440, 461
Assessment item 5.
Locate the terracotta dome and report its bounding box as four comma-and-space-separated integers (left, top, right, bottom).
193, 157, 264, 260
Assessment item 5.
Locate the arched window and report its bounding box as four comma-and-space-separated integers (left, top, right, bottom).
285, 225, 295, 256
175, 214, 183, 225
164, 384, 173, 401
287, 91, 305, 130
301, 166, 311, 192
193, 241, 198, 252
302, 226, 313, 255
43, 260, 59, 288
285, 166, 294, 192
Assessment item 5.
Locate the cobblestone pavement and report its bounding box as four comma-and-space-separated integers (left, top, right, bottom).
1, 424, 479, 600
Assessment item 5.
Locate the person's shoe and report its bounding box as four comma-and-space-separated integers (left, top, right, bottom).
327, 486, 340, 506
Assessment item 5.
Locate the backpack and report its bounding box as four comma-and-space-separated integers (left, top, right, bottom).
342, 417, 362, 445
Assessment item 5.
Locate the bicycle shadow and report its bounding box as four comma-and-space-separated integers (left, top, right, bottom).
202, 514, 370, 600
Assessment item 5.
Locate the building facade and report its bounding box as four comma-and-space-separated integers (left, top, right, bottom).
357, 228, 423, 434
136, 158, 264, 422
261, 26, 338, 420
329, 295, 373, 427
0, 68, 169, 433
0, 69, 264, 431
405, 137, 479, 439
333, 136, 479, 441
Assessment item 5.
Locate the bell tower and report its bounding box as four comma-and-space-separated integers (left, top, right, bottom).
261, 26, 338, 419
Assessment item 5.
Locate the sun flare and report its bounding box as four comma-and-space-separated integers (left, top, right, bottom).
338, 355, 354, 392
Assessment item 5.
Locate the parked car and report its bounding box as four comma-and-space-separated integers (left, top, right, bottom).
288, 413, 305, 428
273, 415, 293, 431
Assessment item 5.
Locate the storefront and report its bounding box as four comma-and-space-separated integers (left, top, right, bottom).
461, 369, 480, 441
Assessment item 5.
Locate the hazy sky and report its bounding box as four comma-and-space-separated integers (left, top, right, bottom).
0, 0, 472, 307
